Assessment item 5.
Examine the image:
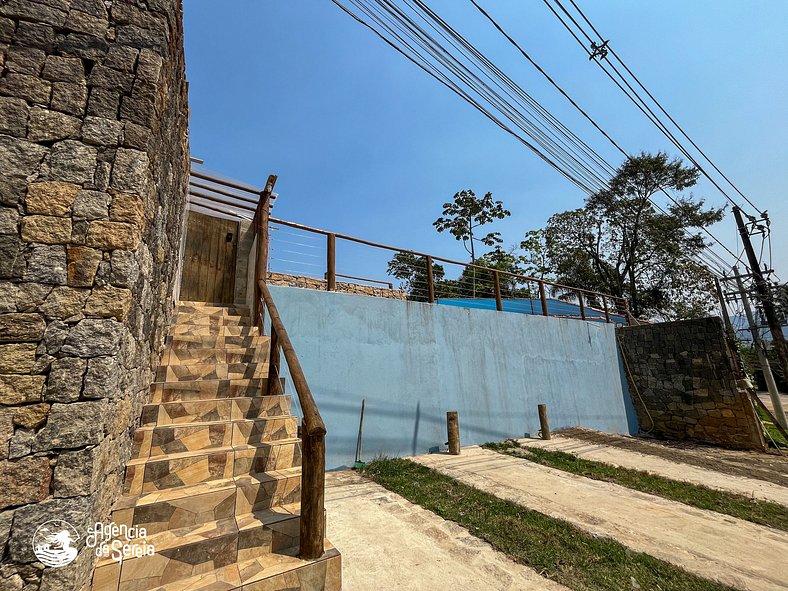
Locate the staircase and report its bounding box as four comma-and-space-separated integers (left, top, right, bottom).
92, 301, 341, 591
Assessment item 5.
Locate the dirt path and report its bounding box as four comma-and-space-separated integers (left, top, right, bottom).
324, 470, 569, 591
516, 435, 788, 506
560, 427, 788, 487
414, 447, 788, 591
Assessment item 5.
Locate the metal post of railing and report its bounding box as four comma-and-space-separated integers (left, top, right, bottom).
425, 255, 435, 303
493, 271, 503, 312
539, 281, 549, 316
577, 291, 586, 320
326, 233, 336, 291
603, 297, 611, 323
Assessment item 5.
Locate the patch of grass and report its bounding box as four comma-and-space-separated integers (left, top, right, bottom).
364, 457, 737, 591
483, 440, 788, 532
756, 407, 788, 448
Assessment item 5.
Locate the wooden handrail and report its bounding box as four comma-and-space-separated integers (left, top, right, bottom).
269, 216, 629, 308
259, 281, 327, 437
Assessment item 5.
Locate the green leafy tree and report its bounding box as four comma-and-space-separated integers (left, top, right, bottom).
433, 190, 510, 262
386, 252, 446, 302
540, 152, 724, 320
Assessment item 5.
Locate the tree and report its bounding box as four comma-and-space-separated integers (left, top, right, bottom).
540, 152, 724, 320
386, 252, 446, 302
519, 229, 552, 281
433, 190, 510, 262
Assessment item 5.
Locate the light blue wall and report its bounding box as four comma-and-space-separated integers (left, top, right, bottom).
269, 285, 638, 469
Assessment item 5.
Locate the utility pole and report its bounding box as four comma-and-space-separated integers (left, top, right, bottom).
732, 206, 788, 397
733, 266, 787, 428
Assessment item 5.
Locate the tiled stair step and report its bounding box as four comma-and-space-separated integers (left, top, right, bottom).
123, 439, 303, 495
163, 348, 265, 366
155, 363, 269, 383
111, 467, 302, 536
169, 324, 260, 337
133, 416, 298, 457
177, 301, 250, 314
149, 380, 285, 404
93, 504, 309, 591
166, 334, 269, 351
142, 397, 290, 427
174, 312, 252, 326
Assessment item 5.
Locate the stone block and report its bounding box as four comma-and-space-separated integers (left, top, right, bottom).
39, 286, 89, 319
64, 9, 108, 37
61, 318, 124, 357
66, 245, 102, 287
110, 148, 149, 194
25, 182, 80, 216
119, 90, 155, 126
0, 457, 52, 510
71, 0, 108, 19
13, 403, 49, 429
122, 121, 151, 150
0, 72, 51, 104
86, 220, 141, 250
109, 250, 139, 287
53, 439, 112, 497
48, 140, 97, 184
0, 136, 48, 180
109, 192, 144, 224
88, 64, 134, 93
8, 495, 94, 563
81, 116, 122, 146
45, 357, 86, 403
0, 344, 37, 373
21, 215, 73, 244
0, 207, 19, 235
0, 282, 17, 313
32, 400, 108, 451
0, 0, 68, 27
57, 31, 109, 60
0, 313, 46, 342
72, 189, 110, 221
50, 81, 88, 116
41, 320, 68, 355
82, 355, 121, 400
84, 285, 132, 321
42, 55, 85, 82
86, 86, 119, 118
0, 16, 13, 43
14, 283, 51, 311
13, 21, 56, 52
23, 245, 67, 284
0, 375, 45, 405
27, 107, 81, 142
0, 97, 29, 137
5, 47, 46, 75
0, 235, 22, 279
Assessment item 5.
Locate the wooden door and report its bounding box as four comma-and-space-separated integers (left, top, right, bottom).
180, 210, 238, 303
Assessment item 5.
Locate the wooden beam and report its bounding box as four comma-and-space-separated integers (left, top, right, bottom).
538, 404, 551, 440
447, 411, 460, 455
425, 255, 435, 303
493, 271, 503, 312
326, 233, 336, 291
539, 281, 549, 316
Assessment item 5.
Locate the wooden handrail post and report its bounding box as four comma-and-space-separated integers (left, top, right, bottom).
538, 404, 551, 440
425, 255, 435, 303
299, 432, 326, 559
538, 281, 549, 316
622, 299, 633, 326
326, 233, 336, 291
577, 291, 586, 320
603, 296, 611, 323
493, 271, 503, 312
266, 325, 280, 397
254, 175, 277, 331
447, 411, 460, 454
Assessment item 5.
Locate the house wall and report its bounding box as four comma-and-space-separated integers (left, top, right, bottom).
269, 285, 639, 469
0, 1, 189, 588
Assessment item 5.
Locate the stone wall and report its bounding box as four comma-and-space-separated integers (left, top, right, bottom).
616, 317, 764, 450
267, 272, 406, 300
0, 1, 189, 589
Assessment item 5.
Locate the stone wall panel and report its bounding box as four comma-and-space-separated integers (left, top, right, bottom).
0, 0, 189, 587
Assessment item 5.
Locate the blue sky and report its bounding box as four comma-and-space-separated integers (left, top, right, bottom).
183, 1, 787, 284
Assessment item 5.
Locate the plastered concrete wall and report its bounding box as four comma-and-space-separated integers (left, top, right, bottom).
269, 285, 638, 469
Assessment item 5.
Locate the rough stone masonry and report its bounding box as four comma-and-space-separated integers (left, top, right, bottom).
616, 317, 765, 450
0, 0, 189, 589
